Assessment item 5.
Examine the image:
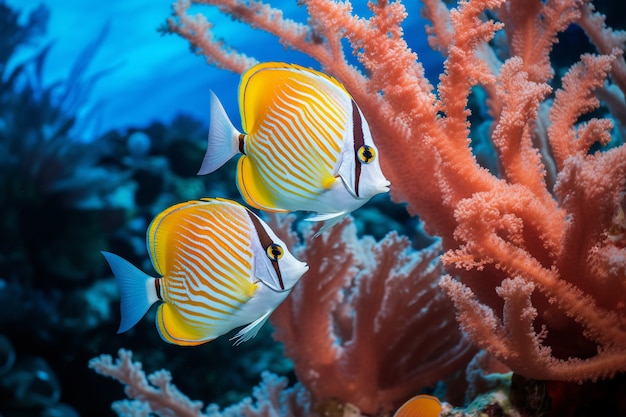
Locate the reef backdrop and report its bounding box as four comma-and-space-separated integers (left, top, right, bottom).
1, 0, 626, 416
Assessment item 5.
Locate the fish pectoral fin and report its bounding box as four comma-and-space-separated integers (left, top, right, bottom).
156, 304, 214, 346
305, 211, 348, 237
237, 156, 286, 212
229, 310, 272, 345
305, 211, 346, 222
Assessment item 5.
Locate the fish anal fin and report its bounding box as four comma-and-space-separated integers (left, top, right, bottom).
237, 156, 286, 213
156, 304, 214, 346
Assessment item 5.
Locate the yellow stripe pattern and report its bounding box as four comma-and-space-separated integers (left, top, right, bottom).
153, 200, 256, 344
242, 68, 349, 208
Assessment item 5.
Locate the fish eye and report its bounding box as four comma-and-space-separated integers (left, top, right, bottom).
266, 243, 284, 260
357, 145, 375, 164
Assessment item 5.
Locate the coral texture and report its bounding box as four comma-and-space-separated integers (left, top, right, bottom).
89, 349, 312, 417
90, 217, 473, 416
166, 0, 626, 383
269, 216, 474, 414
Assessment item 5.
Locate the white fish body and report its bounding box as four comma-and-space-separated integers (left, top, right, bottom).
101, 198, 308, 345
198, 62, 390, 233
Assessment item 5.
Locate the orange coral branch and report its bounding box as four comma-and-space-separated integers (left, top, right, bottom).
578, 3, 626, 92
167, 0, 626, 385
498, 0, 583, 83
167, 0, 258, 73
549, 53, 616, 168
491, 57, 552, 198
269, 216, 474, 414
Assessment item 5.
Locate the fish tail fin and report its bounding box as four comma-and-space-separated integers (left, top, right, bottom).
101, 251, 159, 333
198, 90, 241, 175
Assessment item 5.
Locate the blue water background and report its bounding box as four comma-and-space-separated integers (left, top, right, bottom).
6, 0, 443, 139
3, 0, 626, 416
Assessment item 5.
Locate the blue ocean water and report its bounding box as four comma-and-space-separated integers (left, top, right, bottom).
6, 0, 235, 138
5, 0, 443, 139
3, 0, 626, 415
1, 2, 442, 416
5, 0, 626, 413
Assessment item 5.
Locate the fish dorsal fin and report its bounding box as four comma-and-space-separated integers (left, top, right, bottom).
239, 62, 350, 134
237, 156, 287, 213
146, 200, 203, 276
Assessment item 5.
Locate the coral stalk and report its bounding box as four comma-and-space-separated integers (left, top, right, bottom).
269, 216, 474, 414
166, 0, 626, 384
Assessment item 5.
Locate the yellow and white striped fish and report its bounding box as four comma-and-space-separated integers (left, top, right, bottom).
198, 62, 390, 233
101, 198, 308, 345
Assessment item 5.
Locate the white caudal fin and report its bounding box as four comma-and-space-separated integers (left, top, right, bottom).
198, 91, 241, 175
101, 251, 159, 333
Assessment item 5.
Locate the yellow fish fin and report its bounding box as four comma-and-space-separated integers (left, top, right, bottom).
146, 200, 204, 276
393, 394, 442, 417
237, 155, 287, 213
156, 303, 214, 346
239, 62, 350, 134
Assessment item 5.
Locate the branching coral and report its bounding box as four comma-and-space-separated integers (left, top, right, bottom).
89, 349, 312, 417
165, 0, 626, 383
269, 215, 474, 414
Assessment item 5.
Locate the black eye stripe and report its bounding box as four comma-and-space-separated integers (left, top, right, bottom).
246, 210, 284, 290
352, 100, 364, 197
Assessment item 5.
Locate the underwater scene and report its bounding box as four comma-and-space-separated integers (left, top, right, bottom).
2, 0, 626, 416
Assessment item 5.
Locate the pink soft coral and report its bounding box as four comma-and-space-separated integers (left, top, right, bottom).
165, 0, 626, 386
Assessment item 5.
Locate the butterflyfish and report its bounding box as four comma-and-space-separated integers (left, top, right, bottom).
393, 394, 442, 417
101, 198, 308, 345
198, 62, 390, 234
